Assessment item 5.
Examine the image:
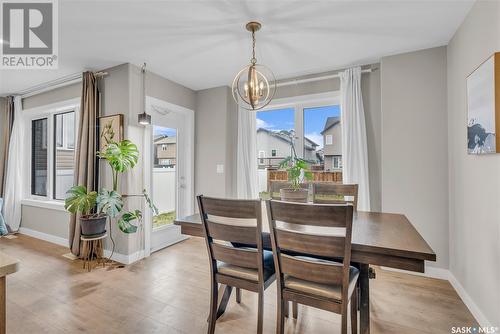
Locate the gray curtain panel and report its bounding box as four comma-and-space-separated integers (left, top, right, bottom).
69, 72, 100, 256
0, 96, 15, 197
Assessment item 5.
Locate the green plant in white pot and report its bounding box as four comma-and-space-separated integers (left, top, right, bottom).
278, 131, 313, 203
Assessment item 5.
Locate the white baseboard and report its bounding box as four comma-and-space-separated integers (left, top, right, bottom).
103, 249, 145, 265
380, 266, 490, 327
380, 265, 451, 280
447, 271, 492, 328
18, 227, 144, 265
18, 227, 69, 247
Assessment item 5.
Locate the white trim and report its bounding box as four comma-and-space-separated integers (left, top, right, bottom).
264, 91, 340, 111
21, 199, 66, 211
380, 266, 491, 327
18, 227, 145, 265
144, 96, 195, 257
103, 249, 145, 265
448, 271, 492, 328
18, 227, 68, 247
276, 68, 373, 87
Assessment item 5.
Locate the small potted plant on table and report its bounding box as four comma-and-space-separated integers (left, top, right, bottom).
278, 130, 313, 203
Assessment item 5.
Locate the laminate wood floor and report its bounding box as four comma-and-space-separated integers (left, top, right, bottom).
1, 234, 477, 334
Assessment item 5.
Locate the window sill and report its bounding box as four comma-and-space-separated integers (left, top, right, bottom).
21, 199, 67, 212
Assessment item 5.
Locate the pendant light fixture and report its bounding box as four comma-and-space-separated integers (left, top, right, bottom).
232, 22, 276, 111
138, 62, 152, 125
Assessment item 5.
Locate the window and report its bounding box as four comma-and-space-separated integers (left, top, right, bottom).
29, 107, 77, 201
258, 150, 266, 165
32, 118, 48, 196
256, 107, 295, 169
54, 111, 76, 200
162, 144, 167, 151
303, 105, 341, 169
333, 155, 343, 169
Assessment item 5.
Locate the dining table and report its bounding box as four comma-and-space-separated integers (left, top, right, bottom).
174, 207, 436, 334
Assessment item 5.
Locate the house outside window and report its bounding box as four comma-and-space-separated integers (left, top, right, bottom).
325, 135, 333, 145
271, 149, 277, 157
27, 104, 79, 202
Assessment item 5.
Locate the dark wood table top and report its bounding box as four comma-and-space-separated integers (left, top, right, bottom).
174, 210, 436, 265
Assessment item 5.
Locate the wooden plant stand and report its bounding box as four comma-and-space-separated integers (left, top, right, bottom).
80, 233, 107, 272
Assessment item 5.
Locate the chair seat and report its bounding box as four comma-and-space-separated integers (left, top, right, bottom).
217, 250, 275, 282
284, 265, 359, 302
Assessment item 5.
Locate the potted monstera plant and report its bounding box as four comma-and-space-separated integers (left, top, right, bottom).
65, 186, 123, 235
65, 133, 148, 236
278, 131, 313, 203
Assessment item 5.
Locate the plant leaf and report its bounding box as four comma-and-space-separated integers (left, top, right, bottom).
97, 140, 139, 173
117, 209, 142, 233
96, 189, 124, 217
64, 186, 97, 215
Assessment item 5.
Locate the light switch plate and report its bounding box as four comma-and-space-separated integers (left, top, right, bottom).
216, 164, 224, 174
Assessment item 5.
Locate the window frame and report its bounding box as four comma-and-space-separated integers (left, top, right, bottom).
23, 99, 80, 207
257, 91, 340, 159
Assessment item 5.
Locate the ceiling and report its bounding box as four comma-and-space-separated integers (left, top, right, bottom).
0, 0, 474, 95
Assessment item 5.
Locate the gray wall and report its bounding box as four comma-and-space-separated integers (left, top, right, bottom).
194, 86, 237, 199
380, 46, 449, 269
447, 0, 500, 326
21, 206, 69, 240
23, 83, 81, 110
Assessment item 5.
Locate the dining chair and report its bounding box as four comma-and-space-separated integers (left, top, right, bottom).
197, 195, 276, 334
266, 200, 358, 334
268, 181, 308, 200
312, 183, 359, 211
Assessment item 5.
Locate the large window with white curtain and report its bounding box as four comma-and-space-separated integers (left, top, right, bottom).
255, 92, 341, 194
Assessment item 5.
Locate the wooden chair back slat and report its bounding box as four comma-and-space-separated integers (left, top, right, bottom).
280, 254, 344, 285
270, 201, 350, 227
201, 197, 260, 219
206, 220, 257, 245
312, 183, 359, 210
266, 200, 354, 310
211, 243, 259, 269
275, 228, 345, 258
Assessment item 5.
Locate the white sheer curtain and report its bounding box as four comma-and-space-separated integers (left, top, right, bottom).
236, 102, 259, 199
4, 96, 24, 231
340, 67, 371, 211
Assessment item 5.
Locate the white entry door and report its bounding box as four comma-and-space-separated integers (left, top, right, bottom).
144, 96, 194, 254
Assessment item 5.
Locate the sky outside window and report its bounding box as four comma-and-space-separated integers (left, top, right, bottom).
256, 108, 295, 131
304, 105, 340, 149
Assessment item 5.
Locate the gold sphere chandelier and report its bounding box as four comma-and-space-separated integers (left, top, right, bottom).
232, 22, 276, 111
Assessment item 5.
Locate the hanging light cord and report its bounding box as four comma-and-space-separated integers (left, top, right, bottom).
141, 63, 146, 109
251, 30, 257, 64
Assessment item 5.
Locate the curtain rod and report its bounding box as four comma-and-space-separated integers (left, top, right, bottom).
17, 70, 108, 99
275, 68, 375, 88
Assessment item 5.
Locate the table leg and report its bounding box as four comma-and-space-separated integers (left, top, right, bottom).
207, 284, 233, 322
359, 264, 370, 334
1, 276, 6, 334
216, 285, 233, 319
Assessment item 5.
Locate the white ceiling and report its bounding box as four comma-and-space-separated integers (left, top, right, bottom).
0, 0, 474, 95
